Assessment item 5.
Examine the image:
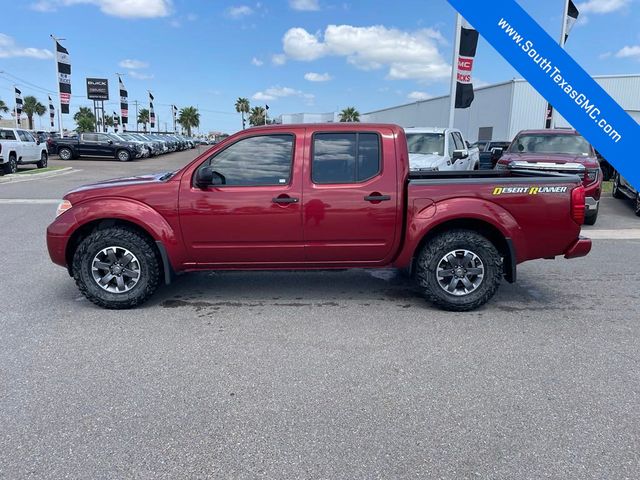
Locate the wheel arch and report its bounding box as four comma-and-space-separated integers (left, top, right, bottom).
410, 217, 517, 283
65, 218, 174, 284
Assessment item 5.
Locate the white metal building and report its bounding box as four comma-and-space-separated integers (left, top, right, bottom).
361, 74, 640, 143
277, 112, 340, 124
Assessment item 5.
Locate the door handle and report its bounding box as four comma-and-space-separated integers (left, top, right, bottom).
272, 196, 299, 204
364, 194, 391, 202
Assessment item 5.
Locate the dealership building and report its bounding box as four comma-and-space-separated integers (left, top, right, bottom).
359, 74, 640, 143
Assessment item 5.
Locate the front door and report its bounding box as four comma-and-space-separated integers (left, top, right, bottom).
179, 133, 304, 265
303, 130, 399, 264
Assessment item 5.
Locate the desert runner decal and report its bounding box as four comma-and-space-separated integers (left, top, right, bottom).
492, 186, 569, 195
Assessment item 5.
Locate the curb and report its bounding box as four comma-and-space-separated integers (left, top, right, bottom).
0, 167, 74, 184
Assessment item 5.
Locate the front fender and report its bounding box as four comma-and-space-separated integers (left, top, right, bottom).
394, 197, 528, 268
48, 197, 186, 269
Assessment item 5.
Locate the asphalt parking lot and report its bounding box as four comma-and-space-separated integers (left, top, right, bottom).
1, 150, 639, 479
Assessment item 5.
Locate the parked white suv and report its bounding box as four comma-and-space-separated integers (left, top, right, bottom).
404, 127, 479, 171
0, 128, 49, 175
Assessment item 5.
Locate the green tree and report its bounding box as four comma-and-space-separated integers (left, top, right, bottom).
22, 96, 46, 130
104, 114, 114, 130
235, 97, 250, 129
177, 106, 200, 136
73, 106, 96, 133
248, 106, 266, 126
0, 99, 8, 119
339, 107, 360, 122
138, 108, 150, 132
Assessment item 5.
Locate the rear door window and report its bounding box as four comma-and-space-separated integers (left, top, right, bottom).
0, 130, 17, 140
312, 133, 381, 184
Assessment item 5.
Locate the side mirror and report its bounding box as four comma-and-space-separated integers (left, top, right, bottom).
195, 166, 225, 188
452, 149, 468, 160
36, 139, 41, 145
108, 140, 114, 144
491, 147, 504, 160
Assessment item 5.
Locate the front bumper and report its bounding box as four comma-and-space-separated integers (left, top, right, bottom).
585, 196, 599, 211
564, 236, 592, 259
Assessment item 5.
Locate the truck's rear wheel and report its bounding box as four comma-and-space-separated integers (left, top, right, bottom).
4, 154, 17, 174
72, 227, 160, 309
415, 229, 502, 311
58, 147, 73, 160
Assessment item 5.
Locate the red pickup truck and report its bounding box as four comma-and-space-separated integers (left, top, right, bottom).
47, 123, 591, 311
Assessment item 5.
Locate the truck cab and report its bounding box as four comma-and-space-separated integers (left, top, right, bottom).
405, 127, 479, 172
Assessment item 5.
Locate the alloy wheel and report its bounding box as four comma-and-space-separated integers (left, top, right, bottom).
91, 246, 141, 294
436, 249, 485, 296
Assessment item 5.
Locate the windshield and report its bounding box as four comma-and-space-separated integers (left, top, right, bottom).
509, 134, 591, 155
406, 133, 445, 156
109, 133, 126, 142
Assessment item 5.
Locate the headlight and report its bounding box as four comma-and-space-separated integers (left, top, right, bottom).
585, 168, 599, 185
56, 200, 72, 217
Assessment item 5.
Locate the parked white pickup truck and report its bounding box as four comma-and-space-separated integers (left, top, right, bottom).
404, 127, 480, 171
0, 128, 48, 175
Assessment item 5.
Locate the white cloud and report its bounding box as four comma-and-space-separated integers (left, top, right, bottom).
599, 51, 613, 59
304, 72, 332, 82
119, 59, 149, 69
251, 57, 264, 66
272, 53, 287, 65
252, 86, 314, 103
289, 0, 319, 11
0, 33, 53, 59
407, 91, 431, 101
31, 0, 172, 18
282, 24, 450, 81
576, 0, 630, 13
128, 70, 154, 80
227, 5, 253, 18
615, 45, 640, 58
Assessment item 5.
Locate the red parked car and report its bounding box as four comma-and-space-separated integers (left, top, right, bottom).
494, 129, 602, 225
47, 123, 591, 311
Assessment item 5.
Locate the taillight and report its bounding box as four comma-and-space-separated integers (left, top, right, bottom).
571, 185, 586, 225
583, 168, 599, 186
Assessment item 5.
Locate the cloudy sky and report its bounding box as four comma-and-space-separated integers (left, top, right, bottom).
0, 0, 638, 133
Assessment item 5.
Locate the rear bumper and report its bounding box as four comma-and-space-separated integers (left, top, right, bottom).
564, 236, 592, 259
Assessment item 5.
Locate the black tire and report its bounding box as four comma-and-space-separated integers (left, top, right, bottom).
612, 173, 625, 199
72, 227, 160, 309
3, 154, 17, 174
116, 149, 131, 162
37, 151, 48, 169
58, 147, 73, 161
415, 229, 502, 312
584, 204, 599, 225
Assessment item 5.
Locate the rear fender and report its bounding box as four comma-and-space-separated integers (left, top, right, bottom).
394, 197, 527, 272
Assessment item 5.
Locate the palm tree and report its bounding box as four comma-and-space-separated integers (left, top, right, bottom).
138, 108, 150, 132
235, 97, 250, 129
339, 107, 360, 122
177, 106, 200, 136
0, 99, 9, 119
249, 106, 266, 126
104, 114, 114, 131
73, 107, 96, 133
22, 96, 46, 130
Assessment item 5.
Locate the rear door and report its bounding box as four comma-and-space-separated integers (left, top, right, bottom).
78, 133, 99, 156
179, 132, 304, 265
302, 129, 400, 264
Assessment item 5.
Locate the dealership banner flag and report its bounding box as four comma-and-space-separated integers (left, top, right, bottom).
119, 76, 128, 128
56, 40, 71, 114
113, 111, 119, 132
48, 95, 55, 128
565, 0, 580, 43
15, 87, 22, 126
455, 20, 479, 109
149, 92, 156, 129
446, 0, 640, 190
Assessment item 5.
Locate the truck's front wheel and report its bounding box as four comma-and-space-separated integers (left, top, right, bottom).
72, 227, 160, 309
415, 230, 502, 311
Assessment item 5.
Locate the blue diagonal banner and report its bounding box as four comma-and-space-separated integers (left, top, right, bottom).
447, 0, 639, 190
